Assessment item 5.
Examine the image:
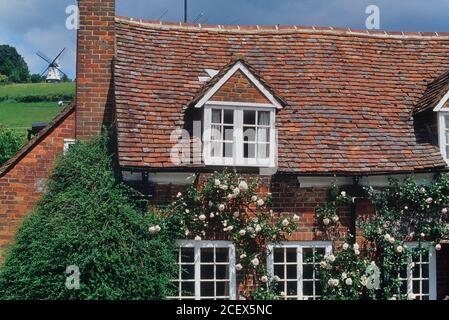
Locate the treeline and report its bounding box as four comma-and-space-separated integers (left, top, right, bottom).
0, 45, 71, 84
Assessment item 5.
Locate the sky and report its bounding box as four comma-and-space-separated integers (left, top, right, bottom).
1, 0, 449, 80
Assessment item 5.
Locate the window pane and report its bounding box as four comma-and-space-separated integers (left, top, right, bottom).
446, 146, 449, 158
211, 125, 222, 141
224, 126, 234, 141
216, 248, 229, 262
243, 127, 256, 142
413, 280, 420, 293
445, 115, 449, 127
303, 248, 313, 262
257, 143, 270, 159
303, 281, 314, 296
211, 141, 221, 157
258, 111, 270, 126
201, 282, 214, 297
212, 109, 222, 123
258, 127, 270, 143
286, 265, 297, 280
422, 264, 429, 278
201, 248, 214, 262
244, 110, 256, 125
201, 265, 214, 280
286, 248, 297, 262
244, 143, 255, 158
181, 282, 195, 296
287, 281, 297, 295
181, 248, 194, 263
181, 265, 195, 280
216, 265, 229, 280
413, 265, 420, 278
274, 265, 284, 279
224, 110, 233, 124
223, 142, 233, 157
274, 248, 284, 263
216, 281, 230, 297
421, 253, 429, 263
315, 282, 323, 296
422, 280, 429, 294
303, 265, 314, 280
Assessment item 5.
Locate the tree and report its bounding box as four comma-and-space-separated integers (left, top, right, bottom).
0, 133, 177, 300
0, 45, 30, 83
0, 73, 7, 84
29, 73, 45, 83
0, 126, 23, 165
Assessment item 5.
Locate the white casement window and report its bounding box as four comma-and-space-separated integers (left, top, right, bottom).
63, 139, 76, 155
438, 112, 449, 162
203, 104, 276, 167
267, 241, 332, 300
169, 240, 236, 300
399, 242, 437, 300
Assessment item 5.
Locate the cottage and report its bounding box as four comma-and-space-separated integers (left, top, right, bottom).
1, 0, 449, 300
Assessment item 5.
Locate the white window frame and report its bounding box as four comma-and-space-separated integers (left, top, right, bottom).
63, 139, 76, 155
400, 242, 437, 300
203, 103, 276, 167
267, 241, 332, 300
170, 240, 237, 300
438, 112, 449, 164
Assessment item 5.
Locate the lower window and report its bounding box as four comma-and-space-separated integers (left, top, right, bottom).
399, 242, 436, 300
169, 240, 236, 300
267, 241, 332, 300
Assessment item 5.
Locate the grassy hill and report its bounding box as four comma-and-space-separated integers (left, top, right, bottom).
0, 82, 75, 139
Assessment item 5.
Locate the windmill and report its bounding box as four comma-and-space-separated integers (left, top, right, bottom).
36, 48, 68, 83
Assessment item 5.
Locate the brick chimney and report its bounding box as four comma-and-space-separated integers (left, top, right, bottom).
76, 0, 115, 139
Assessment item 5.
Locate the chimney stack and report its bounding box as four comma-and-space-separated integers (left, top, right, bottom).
76, 0, 115, 139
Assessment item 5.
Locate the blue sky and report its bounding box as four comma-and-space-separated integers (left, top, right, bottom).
1, 0, 448, 79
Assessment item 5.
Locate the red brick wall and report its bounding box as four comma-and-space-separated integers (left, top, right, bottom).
0, 111, 75, 257
211, 70, 271, 104
76, 0, 115, 139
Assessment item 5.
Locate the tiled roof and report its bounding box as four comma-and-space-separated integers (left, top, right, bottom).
114, 17, 449, 174
414, 71, 449, 114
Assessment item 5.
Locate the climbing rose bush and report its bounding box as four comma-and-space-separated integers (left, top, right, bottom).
152, 170, 299, 299
316, 175, 449, 300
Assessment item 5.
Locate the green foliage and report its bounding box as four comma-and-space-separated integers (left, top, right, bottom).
29, 74, 45, 83
0, 133, 177, 300
0, 45, 30, 83
166, 170, 299, 299
0, 73, 7, 84
0, 82, 75, 103
0, 125, 23, 165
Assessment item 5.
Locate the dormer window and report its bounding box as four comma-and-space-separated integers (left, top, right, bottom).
439, 112, 449, 160
192, 59, 286, 168
204, 104, 275, 167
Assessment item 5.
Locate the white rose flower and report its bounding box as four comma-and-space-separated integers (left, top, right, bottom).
176, 192, 182, 198
238, 181, 248, 191
240, 254, 247, 259
282, 219, 289, 227
257, 199, 265, 206
435, 243, 442, 251
239, 229, 246, 236
323, 218, 330, 225
341, 272, 347, 280
354, 249, 360, 256
280, 291, 286, 297
327, 279, 339, 287
396, 245, 403, 253
420, 232, 425, 238
326, 254, 336, 262
390, 295, 397, 300
353, 243, 360, 250
361, 275, 368, 287
293, 214, 300, 222
251, 257, 260, 266
221, 185, 229, 191
442, 207, 448, 214
251, 195, 258, 202
425, 197, 433, 204
247, 226, 255, 233
384, 234, 391, 242
208, 201, 213, 207
419, 187, 426, 194
154, 225, 161, 232
255, 225, 262, 233
219, 204, 225, 211
342, 243, 349, 250
227, 226, 234, 231
214, 179, 221, 186
194, 235, 202, 241
388, 237, 395, 244
260, 276, 268, 283
332, 215, 339, 222
319, 261, 327, 268
185, 209, 190, 214
199, 214, 206, 221
341, 191, 346, 197
407, 293, 416, 300
209, 213, 215, 218
233, 211, 240, 218
148, 226, 157, 234
404, 206, 408, 210
235, 263, 243, 271
345, 278, 353, 286
227, 194, 234, 200
233, 187, 240, 196
185, 229, 190, 236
